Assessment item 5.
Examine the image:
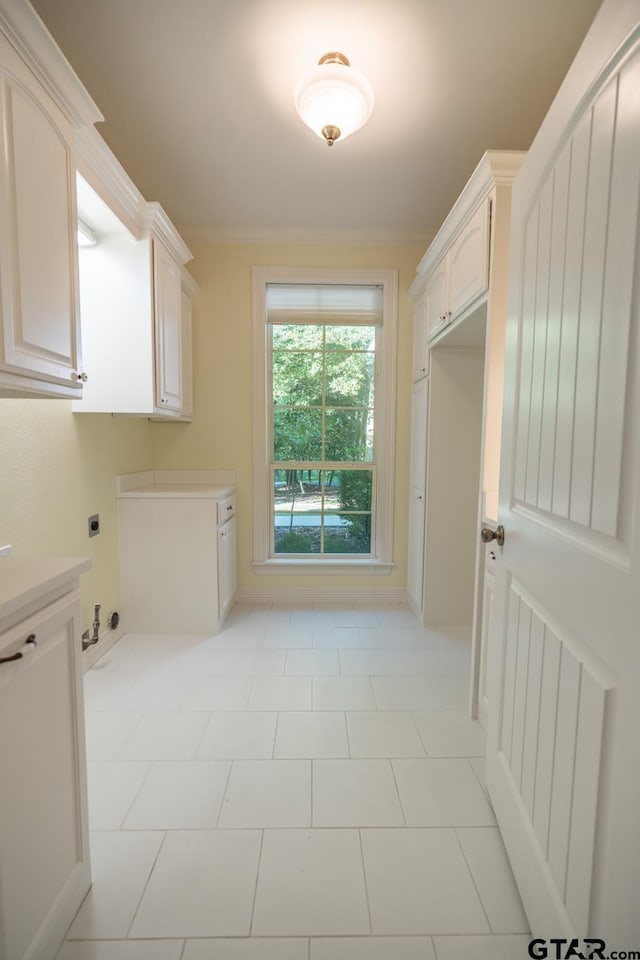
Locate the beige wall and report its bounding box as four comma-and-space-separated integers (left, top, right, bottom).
0, 400, 152, 627
151, 241, 424, 597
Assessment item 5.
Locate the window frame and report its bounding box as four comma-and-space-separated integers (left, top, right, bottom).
252, 266, 398, 575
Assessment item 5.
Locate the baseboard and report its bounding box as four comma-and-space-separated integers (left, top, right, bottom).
81, 622, 125, 672
234, 586, 409, 605
27, 859, 90, 960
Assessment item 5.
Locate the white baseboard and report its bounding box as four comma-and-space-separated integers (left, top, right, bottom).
235, 586, 409, 605
82, 622, 125, 672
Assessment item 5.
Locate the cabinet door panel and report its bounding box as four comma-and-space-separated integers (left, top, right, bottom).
0, 591, 89, 960
154, 240, 183, 413
412, 292, 428, 379
449, 200, 490, 319
0, 74, 79, 384
425, 260, 449, 340
218, 517, 236, 623
181, 287, 194, 419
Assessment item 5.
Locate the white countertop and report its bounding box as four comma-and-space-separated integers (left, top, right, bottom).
118, 483, 235, 499
116, 470, 236, 499
0, 557, 91, 625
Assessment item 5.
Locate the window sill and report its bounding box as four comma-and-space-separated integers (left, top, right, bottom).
252, 559, 393, 576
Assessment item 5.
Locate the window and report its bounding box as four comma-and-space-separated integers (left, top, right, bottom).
252, 268, 398, 573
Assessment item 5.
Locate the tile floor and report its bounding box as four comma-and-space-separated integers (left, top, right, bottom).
58, 603, 531, 960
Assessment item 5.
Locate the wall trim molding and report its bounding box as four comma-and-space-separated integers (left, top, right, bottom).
235, 587, 408, 605
82, 622, 124, 672
178, 225, 436, 248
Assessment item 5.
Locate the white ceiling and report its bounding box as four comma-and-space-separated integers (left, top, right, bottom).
32, 0, 602, 242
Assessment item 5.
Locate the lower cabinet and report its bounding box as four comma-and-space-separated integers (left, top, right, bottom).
0, 571, 90, 960
117, 483, 237, 634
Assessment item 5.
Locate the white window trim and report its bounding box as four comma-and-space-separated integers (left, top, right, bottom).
251, 265, 398, 575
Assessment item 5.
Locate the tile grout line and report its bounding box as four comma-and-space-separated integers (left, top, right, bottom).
452, 826, 493, 934
245, 675, 257, 711
408, 709, 427, 758
272, 711, 280, 759
125, 829, 168, 939
343, 710, 352, 759
215, 760, 235, 827
310, 757, 314, 828
411, 709, 431, 757
248, 828, 265, 937
368, 674, 378, 711
389, 758, 408, 828
191, 710, 213, 761
118, 760, 153, 829
358, 828, 374, 936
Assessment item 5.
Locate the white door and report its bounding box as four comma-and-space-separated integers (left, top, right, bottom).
486, 1, 640, 946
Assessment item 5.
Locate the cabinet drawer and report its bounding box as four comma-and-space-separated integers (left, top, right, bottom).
217, 493, 236, 526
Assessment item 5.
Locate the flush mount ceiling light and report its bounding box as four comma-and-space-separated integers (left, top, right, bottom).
294, 52, 374, 147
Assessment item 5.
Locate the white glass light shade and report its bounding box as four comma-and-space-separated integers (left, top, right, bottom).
294, 58, 374, 145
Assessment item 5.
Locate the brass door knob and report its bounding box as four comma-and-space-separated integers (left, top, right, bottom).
481, 525, 505, 547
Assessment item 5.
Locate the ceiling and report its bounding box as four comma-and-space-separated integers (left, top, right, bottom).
32, 0, 602, 243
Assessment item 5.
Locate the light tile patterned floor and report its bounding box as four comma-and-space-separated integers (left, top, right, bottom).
59, 603, 531, 959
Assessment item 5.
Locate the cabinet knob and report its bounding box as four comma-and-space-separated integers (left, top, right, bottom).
72, 371, 88, 382
160, 398, 167, 404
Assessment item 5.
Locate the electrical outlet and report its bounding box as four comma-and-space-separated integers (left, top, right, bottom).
0, 544, 12, 557
88, 514, 100, 537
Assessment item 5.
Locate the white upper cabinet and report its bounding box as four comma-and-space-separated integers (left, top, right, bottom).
422, 198, 490, 343
0, 4, 101, 397
72, 129, 195, 418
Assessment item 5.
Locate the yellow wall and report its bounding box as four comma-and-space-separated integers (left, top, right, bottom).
0, 400, 152, 627
151, 241, 424, 597
0, 241, 423, 624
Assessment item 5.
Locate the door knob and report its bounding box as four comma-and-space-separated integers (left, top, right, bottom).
481, 525, 505, 547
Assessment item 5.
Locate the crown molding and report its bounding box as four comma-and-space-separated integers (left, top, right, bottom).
181, 266, 199, 296
141, 202, 193, 265
177, 224, 436, 248
0, 0, 102, 128
76, 125, 145, 238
